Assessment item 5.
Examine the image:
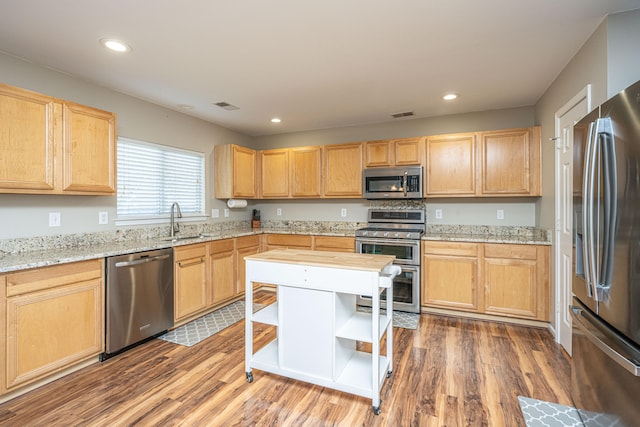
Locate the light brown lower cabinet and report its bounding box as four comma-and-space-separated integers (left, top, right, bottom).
235, 235, 261, 295
0, 259, 104, 393
264, 233, 313, 250
483, 243, 549, 320
174, 236, 262, 326
421, 241, 550, 321
312, 236, 355, 252
174, 243, 208, 323
422, 241, 481, 312
173, 234, 355, 326
209, 239, 236, 305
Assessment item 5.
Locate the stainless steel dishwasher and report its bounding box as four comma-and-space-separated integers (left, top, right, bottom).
104, 248, 174, 358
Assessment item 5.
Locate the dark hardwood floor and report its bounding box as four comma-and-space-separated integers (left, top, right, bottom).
0, 291, 572, 426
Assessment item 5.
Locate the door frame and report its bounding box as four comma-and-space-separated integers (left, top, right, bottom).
553, 85, 591, 354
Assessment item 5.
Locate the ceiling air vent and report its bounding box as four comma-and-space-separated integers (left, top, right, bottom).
214, 101, 239, 111
391, 111, 414, 119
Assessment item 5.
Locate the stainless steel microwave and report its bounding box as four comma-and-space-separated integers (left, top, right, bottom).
363, 166, 423, 199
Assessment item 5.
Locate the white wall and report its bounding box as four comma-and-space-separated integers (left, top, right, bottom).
534, 18, 608, 230
0, 53, 252, 239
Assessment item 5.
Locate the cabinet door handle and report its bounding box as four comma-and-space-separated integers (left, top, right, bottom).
178, 258, 204, 268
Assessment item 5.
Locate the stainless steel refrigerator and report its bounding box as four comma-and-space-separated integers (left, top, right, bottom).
572, 79, 640, 426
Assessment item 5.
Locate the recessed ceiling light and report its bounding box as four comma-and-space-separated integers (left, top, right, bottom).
270, 117, 282, 123
443, 93, 459, 101
100, 38, 132, 53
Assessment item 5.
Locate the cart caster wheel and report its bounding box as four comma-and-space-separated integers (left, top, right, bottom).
386, 370, 392, 378
373, 405, 381, 415
246, 372, 253, 383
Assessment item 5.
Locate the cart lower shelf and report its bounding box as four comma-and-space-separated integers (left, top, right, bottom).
248, 339, 392, 400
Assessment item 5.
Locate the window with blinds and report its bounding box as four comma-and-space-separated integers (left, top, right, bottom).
117, 137, 205, 221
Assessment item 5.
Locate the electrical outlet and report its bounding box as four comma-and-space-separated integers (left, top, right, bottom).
497, 209, 505, 220
276, 208, 282, 216
98, 211, 109, 225
48, 212, 61, 227
341, 208, 347, 217
224, 208, 229, 218
212, 209, 219, 218
435, 209, 443, 220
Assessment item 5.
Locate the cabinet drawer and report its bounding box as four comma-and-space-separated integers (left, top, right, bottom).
235, 234, 260, 249
265, 234, 312, 248
209, 238, 234, 254
174, 243, 207, 262
484, 243, 537, 260
5, 259, 102, 297
313, 236, 355, 252
423, 241, 478, 257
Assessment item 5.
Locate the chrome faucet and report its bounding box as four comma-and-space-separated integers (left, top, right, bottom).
170, 202, 182, 237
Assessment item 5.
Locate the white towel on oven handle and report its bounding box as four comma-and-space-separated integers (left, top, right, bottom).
379, 264, 402, 288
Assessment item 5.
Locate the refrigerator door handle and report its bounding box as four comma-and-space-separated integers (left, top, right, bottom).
582, 120, 598, 298
598, 118, 617, 301
571, 306, 640, 376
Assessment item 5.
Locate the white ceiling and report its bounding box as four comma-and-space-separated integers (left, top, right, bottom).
1, 1, 640, 136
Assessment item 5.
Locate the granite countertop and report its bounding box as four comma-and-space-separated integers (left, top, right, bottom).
422, 225, 551, 245
0, 222, 550, 274
0, 225, 358, 274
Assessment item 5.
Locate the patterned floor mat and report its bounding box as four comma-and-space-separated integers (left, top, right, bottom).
356, 306, 420, 329
159, 300, 264, 347
518, 397, 584, 427
519, 396, 623, 427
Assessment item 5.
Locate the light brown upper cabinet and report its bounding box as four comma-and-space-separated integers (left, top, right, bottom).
0, 84, 116, 195
425, 133, 477, 197
260, 148, 289, 198
214, 144, 257, 199
425, 127, 541, 197
290, 146, 322, 197
323, 142, 363, 197
478, 127, 541, 196
61, 101, 116, 194
258, 146, 322, 198
364, 137, 423, 167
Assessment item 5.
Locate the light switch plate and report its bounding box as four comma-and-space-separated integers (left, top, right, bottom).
49, 212, 61, 227
212, 209, 219, 218
224, 208, 229, 218
98, 211, 109, 225
497, 209, 505, 220
276, 208, 282, 216
435, 209, 443, 220
341, 208, 347, 217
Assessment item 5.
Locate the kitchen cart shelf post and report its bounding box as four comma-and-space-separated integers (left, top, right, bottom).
244, 249, 400, 414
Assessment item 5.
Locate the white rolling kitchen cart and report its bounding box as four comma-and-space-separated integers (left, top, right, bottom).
244, 249, 400, 415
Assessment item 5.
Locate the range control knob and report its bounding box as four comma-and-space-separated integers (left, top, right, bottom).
405, 233, 413, 239
372, 231, 379, 237
394, 232, 400, 238
362, 230, 368, 236
383, 232, 389, 237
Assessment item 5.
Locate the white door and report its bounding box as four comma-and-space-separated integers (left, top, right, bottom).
554, 86, 590, 354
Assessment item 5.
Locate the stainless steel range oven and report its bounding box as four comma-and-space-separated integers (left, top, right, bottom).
356, 209, 424, 313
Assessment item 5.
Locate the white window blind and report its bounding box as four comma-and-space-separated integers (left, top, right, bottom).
117, 137, 205, 220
